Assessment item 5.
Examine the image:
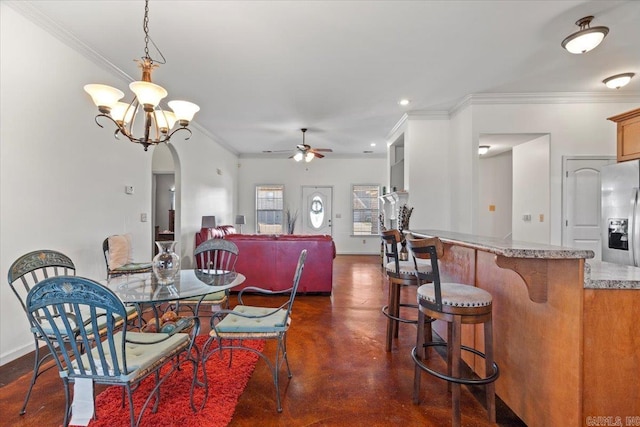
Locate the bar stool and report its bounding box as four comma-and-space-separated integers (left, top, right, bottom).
380, 230, 431, 352
408, 237, 499, 427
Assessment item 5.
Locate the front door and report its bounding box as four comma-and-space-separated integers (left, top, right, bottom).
301, 186, 333, 235
562, 156, 615, 260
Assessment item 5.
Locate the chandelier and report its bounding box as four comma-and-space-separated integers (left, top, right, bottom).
84, 0, 199, 151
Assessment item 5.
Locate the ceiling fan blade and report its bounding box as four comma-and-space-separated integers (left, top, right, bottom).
313, 148, 333, 152
263, 149, 294, 153
312, 152, 325, 159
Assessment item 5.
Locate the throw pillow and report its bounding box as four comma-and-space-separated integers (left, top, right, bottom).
108, 233, 133, 269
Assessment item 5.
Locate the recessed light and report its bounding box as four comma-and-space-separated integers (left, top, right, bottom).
398, 99, 410, 106
370, 143, 376, 147
603, 73, 635, 89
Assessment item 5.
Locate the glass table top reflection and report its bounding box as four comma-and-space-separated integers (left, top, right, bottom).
106, 269, 245, 304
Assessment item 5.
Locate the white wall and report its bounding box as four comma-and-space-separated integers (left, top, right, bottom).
470, 102, 636, 245
237, 157, 385, 254
0, 4, 237, 364
404, 116, 452, 230
478, 151, 512, 239
511, 136, 550, 243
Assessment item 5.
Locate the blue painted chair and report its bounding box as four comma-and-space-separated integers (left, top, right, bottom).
26, 275, 200, 427
202, 249, 306, 413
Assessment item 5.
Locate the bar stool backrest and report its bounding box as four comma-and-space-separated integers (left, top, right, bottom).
381, 229, 403, 276
407, 237, 444, 311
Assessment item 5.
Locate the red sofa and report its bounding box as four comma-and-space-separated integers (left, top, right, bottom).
224, 234, 335, 295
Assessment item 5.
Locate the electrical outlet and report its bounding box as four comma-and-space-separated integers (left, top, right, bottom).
140, 213, 147, 222
125, 185, 134, 195
522, 214, 531, 222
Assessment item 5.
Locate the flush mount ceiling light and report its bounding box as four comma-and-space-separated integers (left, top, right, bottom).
603, 73, 635, 89
561, 16, 609, 54
84, 0, 199, 151
478, 145, 490, 155
398, 99, 410, 106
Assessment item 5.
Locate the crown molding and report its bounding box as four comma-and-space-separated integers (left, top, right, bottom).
451, 91, 640, 115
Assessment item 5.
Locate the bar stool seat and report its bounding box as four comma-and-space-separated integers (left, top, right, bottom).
408, 237, 499, 427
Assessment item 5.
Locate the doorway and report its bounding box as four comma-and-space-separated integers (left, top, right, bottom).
562, 156, 616, 260
152, 143, 178, 257
301, 186, 333, 235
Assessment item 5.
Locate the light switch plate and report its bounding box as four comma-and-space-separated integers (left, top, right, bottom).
125, 185, 134, 195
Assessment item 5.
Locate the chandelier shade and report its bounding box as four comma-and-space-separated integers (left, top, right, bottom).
84, 0, 199, 151
168, 100, 200, 124
561, 16, 609, 54
129, 81, 167, 110
84, 84, 125, 113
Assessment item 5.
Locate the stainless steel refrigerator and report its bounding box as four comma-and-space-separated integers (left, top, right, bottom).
601, 160, 640, 265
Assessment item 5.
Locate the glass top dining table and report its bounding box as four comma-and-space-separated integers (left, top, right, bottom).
105, 269, 246, 304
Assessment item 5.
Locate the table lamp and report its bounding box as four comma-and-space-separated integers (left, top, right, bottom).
235, 215, 246, 233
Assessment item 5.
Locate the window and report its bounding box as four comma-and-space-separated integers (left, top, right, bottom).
352, 184, 380, 235
256, 185, 284, 234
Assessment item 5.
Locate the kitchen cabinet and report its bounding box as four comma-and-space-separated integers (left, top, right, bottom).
608, 107, 640, 162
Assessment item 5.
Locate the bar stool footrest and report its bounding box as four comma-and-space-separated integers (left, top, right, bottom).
382, 303, 419, 324
411, 343, 499, 386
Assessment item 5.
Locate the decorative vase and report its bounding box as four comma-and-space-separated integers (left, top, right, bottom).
152, 241, 180, 285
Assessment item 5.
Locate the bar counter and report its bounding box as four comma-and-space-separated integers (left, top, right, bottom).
409, 230, 640, 427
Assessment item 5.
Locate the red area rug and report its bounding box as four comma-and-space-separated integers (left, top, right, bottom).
86, 336, 264, 427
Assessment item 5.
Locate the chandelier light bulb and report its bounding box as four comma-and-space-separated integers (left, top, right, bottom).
154, 110, 177, 132
603, 73, 635, 89
561, 16, 609, 54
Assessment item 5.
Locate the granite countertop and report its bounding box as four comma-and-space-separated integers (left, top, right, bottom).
409, 229, 640, 290
408, 229, 595, 260
585, 261, 640, 289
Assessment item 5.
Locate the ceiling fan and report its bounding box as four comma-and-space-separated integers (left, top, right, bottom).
264, 128, 333, 162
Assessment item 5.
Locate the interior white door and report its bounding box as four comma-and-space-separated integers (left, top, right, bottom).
562, 156, 615, 260
301, 186, 333, 235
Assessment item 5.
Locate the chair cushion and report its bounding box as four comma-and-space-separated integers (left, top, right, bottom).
215, 305, 289, 333
417, 282, 492, 308
386, 260, 431, 275
184, 290, 227, 303
111, 262, 152, 274
72, 331, 189, 382
108, 234, 133, 269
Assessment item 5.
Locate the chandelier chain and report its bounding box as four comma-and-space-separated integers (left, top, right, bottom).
141, 0, 166, 65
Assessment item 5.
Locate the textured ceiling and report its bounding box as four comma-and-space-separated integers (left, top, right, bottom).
10, 0, 640, 158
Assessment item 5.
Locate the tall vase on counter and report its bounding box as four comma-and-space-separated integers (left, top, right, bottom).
398, 204, 414, 261
153, 241, 180, 284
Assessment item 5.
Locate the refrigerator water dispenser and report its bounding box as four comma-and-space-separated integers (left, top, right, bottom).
608, 218, 628, 250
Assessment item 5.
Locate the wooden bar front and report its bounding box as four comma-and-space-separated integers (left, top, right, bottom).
412, 232, 640, 426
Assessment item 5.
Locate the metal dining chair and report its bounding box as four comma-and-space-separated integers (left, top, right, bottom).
8, 249, 139, 416
7, 250, 76, 415
26, 275, 200, 427
202, 249, 307, 412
